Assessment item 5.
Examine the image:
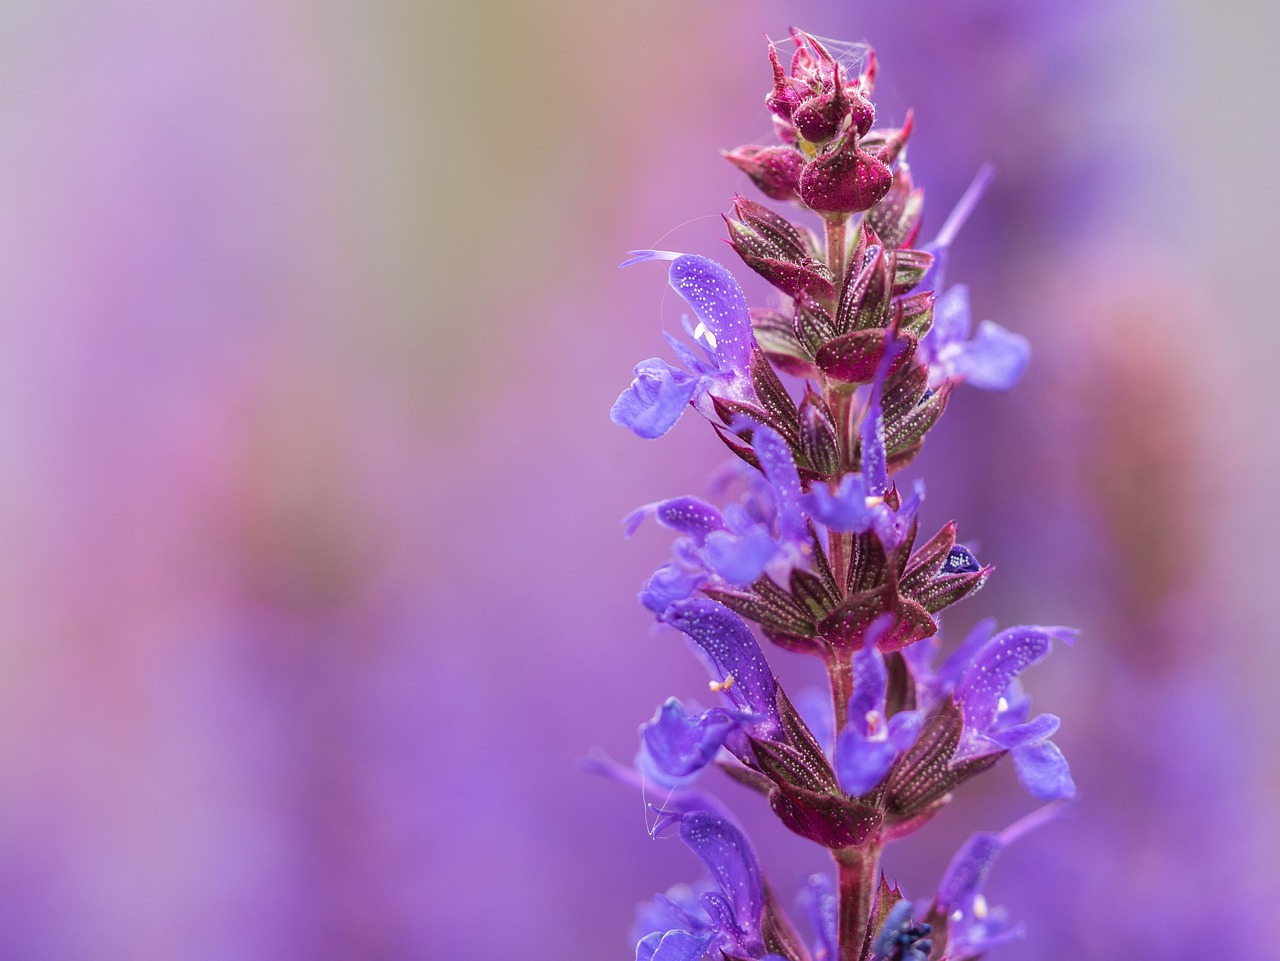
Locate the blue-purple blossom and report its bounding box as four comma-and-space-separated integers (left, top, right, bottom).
917, 166, 1030, 392
633, 597, 784, 788
798, 873, 837, 961
835, 623, 923, 795
930, 803, 1064, 961
640, 699, 754, 788
803, 474, 924, 552
612, 251, 758, 438
662, 598, 780, 740
613, 359, 700, 440
933, 832, 1022, 960
627, 427, 813, 614
953, 625, 1078, 800
924, 284, 1030, 392
637, 807, 784, 961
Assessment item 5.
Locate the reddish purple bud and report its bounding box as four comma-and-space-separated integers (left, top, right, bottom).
724, 144, 805, 203
793, 90, 846, 145
798, 133, 893, 215
848, 88, 876, 138
730, 196, 817, 260
788, 27, 821, 78
765, 39, 803, 120
798, 387, 841, 476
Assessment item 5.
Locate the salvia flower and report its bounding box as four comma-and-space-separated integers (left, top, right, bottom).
917, 167, 1030, 392
627, 426, 814, 615
603, 30, 1076, 961
612, 251, 758, 439
638, 806, 784, 961
636, 595, 783, 786
835, 622, 924, 796
953, 624, 1078, 800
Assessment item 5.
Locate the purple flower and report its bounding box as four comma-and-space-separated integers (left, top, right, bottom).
638, 807, 782, 961
931, 805, 1065, 960
834, 620, 924, 795
633, 596, 784, 785
924, 284, 1030, 392
798, 873, 837, 961
639, 699, 754, 788
933, 832, 1022, 960
627, 427, 813, 614
916, 166, 1030, 392
803, 474, 924, 552
953, 625, 1078, 800
612, 251, 758, 439
662, 598, 780, 740
612, 360, 699, 440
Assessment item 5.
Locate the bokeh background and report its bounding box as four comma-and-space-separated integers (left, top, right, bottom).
0, 0, 1275, 958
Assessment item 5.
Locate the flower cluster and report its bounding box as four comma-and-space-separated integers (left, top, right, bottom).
605, 32, 1072, 961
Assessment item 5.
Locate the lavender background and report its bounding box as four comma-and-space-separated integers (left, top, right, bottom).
0, 1, 1275, 958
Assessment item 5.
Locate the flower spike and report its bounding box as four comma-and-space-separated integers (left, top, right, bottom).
606, 31, 1077, 961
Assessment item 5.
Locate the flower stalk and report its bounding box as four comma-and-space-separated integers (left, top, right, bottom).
605, 30, 1071, 961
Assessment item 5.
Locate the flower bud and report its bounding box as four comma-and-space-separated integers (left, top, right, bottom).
798, 131, 893, 215
764, 40, 803, 121
724, 144, 805, 203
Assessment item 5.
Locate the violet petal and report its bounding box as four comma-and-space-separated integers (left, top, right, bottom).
668, 255, 754, 372
641, 699, 746, 784
834, 725, 898, 796
986, 712, 1060, 750
612, 358, 698, 439
937, 831, 1003, 911
663, 598, 779, 734
953, 320, 1030, 392
1011, 740, 1076, 800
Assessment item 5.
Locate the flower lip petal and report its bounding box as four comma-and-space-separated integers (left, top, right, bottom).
639, 563, 703, 615
804, 473, 874, 532
612, 359, 698, 439
986, 712, 1060, 750
641, 699, 750, 785
952, 321, 1030, 392
635, 929, 714, 961
1011, 740, 1076, 800
834, 726, 898, 796
937, 831, 1003, 911
703, 525, 776, 586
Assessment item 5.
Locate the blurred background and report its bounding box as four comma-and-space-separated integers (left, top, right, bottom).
0, 0, 1275, 958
